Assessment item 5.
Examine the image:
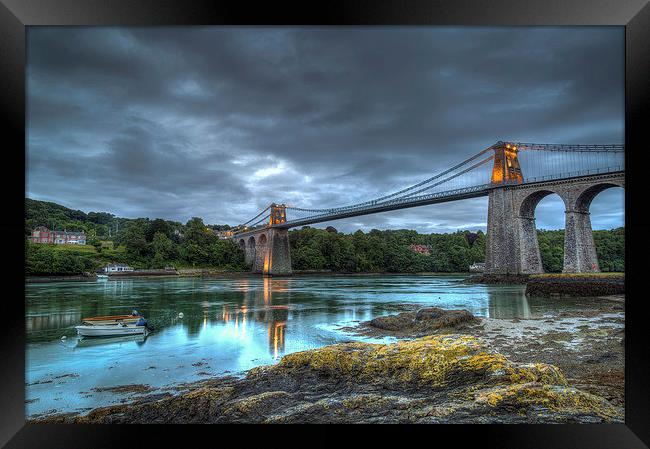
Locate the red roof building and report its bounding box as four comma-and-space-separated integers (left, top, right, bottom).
29, 226, 86, 245
409, 244, 431, 255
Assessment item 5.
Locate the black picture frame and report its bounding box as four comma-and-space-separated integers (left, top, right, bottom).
1, 0, 648, 447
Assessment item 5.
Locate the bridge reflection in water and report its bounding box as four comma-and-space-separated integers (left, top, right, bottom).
189, 277, 290, 359
486, 287, 532, 319
26, 276, 544, 361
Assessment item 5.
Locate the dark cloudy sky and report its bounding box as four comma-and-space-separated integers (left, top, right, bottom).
26, 27, 624, 233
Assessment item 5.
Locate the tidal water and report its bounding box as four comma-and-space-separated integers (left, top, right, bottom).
26, 274, 560, 418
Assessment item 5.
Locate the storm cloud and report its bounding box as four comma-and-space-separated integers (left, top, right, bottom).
26, 26, 624, 232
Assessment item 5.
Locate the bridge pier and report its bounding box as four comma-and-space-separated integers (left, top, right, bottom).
238, 228, 292, 276
563, 210, 599, 273
485, 188, 522, 274
485, 173, 624, 275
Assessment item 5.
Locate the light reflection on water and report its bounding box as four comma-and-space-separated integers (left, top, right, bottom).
26, 274, 537, 417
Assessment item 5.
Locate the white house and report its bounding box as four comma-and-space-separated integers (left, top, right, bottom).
103, 263, 134, 273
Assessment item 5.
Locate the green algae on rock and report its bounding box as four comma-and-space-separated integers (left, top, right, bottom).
35, 335, 622, 424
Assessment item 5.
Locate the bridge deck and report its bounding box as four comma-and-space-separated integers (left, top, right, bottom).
231, 170, 624, 238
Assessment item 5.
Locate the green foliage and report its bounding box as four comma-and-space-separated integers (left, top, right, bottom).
288, 228, 483, 273
25, 199, 246, 275
25, 242, 96, 275
537, 229, 565, 273
593, 227, 625, 272
288, 227, 623, 274
24, 198, 624, 276
532, 228, 624, 273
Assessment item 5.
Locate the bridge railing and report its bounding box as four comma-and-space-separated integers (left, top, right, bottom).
519, 166, 624, 185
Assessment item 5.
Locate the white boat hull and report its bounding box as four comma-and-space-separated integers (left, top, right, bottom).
75, 325, 146, 337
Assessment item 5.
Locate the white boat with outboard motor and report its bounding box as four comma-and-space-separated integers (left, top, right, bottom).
75, 322, 147, 337
74, 310, 153, 337
75, 333, 147, 347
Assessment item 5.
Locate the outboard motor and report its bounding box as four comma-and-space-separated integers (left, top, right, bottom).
135, 316, 155, 331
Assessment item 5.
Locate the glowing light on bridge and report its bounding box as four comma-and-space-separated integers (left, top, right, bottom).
491, 142, 523, 184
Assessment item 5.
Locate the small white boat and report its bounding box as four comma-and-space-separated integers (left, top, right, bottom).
75, 333, 147, 347
96, 274, 109, 279
75, 322, 147, 337
75, 311, 150, 337
80, 313, 143, 326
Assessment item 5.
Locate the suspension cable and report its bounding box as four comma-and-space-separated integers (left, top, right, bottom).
287, 144, 497, 214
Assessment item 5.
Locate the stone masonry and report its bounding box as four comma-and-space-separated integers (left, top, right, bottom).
236, 228, 292, 275
485, 172, 624, 274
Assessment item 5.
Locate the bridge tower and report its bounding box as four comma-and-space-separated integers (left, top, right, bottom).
269, 203, 287, 226
490, 142, 523, 184
235, 203, 292, 276
485, 142, 526, 274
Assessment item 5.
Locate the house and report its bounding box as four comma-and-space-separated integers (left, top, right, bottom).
103, 263, 134, 273
469, 262, 486, 273
409, 244, 431, 255
30, 226, 86, 245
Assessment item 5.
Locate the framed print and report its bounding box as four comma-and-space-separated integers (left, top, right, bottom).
1, 0, 648, 447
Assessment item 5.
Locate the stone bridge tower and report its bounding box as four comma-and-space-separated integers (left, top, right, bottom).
485, 142, 623, 274
235, 204, 292, 276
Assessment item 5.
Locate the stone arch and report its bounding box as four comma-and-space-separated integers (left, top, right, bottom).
564, 181, 624, 273
519, 189, 567, 219
258, 233, 267, 245
573, 182, 624, 213
244, 236, 256, 266
516, 189, 568, 274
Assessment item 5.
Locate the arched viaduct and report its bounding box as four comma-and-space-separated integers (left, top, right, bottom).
485, 172, 624, 274
230, 142, 624, 276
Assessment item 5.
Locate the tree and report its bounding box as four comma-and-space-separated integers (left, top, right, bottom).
146, 219, 173, 242
152, 232, 175, 267
123, 219, 151, 261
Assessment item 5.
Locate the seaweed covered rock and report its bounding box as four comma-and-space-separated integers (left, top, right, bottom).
368, 307, 478, 334
36, 335, 622, 424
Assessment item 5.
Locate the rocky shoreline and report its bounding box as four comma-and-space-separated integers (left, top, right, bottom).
35, 295, 624, 424
466, 273, 624, 297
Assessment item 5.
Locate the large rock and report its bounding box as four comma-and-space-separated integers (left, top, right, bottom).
369, 307, 477, 333
37, 335, 622, 424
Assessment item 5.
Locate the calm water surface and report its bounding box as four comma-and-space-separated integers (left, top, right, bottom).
27, 274, 557, 417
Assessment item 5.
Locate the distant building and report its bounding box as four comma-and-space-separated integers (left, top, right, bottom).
469, 262, 486, 272
29, 226, 86, 245
409, 244, 431, 255
103, 263, 134, 273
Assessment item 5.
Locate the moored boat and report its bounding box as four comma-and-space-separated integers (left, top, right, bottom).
75, 333, 147, 347
75, 323, 147, 337
75, 310, 151, 337
80, 312, 143, 326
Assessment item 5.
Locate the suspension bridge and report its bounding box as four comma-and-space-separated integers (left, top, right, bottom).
228, 141, 624, 276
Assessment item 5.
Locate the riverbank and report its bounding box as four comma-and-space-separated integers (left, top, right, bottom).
467, 273, 624, 297
25, 270, 474, 282
34, 293, 624, 423
343, 294, 625, 408
36, 333, 622, 424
